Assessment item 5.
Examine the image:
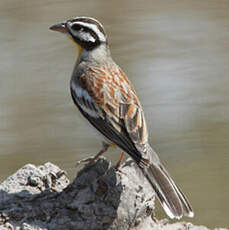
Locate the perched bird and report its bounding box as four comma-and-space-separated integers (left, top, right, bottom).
50, 17, 194, 219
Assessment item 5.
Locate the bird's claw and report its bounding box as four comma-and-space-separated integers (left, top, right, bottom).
75, 156, 96, 167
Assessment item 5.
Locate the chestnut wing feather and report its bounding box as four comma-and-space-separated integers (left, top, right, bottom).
71, 65, 149, 164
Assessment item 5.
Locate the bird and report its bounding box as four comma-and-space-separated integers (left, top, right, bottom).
50, 16, 194, 219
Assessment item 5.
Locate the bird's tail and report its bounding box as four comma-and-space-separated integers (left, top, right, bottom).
139, 145, 194, 219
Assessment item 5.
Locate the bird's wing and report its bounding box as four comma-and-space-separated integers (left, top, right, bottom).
71, 65, 194, 220
71, 65, 149, 165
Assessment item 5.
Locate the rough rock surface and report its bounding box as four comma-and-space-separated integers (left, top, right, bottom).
0, 158, 227, 230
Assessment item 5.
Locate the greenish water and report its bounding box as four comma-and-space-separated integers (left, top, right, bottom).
0, 0, 228, 228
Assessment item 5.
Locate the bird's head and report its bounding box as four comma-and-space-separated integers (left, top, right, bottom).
50, 17, 108, 59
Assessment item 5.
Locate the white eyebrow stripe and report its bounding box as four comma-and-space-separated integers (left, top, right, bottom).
70, 21, 106, 42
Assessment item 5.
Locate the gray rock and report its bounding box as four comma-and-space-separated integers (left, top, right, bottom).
0, 158, 227, 230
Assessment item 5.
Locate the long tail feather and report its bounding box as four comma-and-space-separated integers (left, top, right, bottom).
139, 145, 194, 219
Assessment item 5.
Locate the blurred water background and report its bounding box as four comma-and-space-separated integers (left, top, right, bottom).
0, 0, 229, 228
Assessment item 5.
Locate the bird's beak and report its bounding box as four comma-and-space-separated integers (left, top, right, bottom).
49, 22, 68, 33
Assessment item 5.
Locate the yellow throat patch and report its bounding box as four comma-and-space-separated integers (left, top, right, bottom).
69, 38, 82, 61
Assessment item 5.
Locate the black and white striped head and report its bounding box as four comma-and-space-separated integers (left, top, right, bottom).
50, 17, 107, 51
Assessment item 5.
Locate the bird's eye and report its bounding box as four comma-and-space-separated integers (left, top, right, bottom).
72, 24, 81, 31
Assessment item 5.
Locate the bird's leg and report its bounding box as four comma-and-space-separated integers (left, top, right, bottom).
115, 152, 125, 171
87, 142, 110, 165
76, 142, 110, 167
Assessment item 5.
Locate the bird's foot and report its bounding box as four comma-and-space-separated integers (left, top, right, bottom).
75, 156, 96, 167
76, 143, 110, 168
